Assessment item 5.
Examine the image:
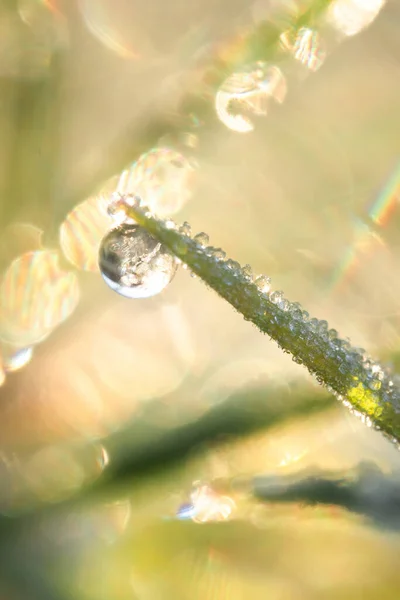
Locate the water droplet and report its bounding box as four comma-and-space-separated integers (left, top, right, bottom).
107, 193, 140, 223
215, 62, 287, 133
327, 0, 385, 37
242, 264, 253, 280
99, 224, 178, 299
225, 259, 241, 271
269, 290, 284, 304
193, 232, 209, 246
255, 275, 271, 293
209, 248, 226, 260
278, 298, 290, 311
118, 147, 195, 217
164, 219, 177, 230
179, 222, 191, 236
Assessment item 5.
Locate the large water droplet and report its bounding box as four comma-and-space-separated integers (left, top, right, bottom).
215, 62, 287, 133
99, 224, 178, 299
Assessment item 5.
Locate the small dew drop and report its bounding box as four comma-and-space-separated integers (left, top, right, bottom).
269, 290, 284, 304
255, 275, 271, 294
164, 219, 177, 230
225, 259, 241, 271
179, 222, 192, 236
107, 193, 140, 223
193, 232, 209, 246
242, 264, 253, 280
210, 248, 226, 260
98, 224, 177, 299
278, 298, 290, 311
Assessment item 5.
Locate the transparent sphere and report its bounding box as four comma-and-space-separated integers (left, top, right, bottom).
98, 224, 178, 299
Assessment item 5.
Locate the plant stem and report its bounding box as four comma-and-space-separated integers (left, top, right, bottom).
125, 202, 400, 446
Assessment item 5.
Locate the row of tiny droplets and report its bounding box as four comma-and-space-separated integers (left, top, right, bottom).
124, 196, 400, 444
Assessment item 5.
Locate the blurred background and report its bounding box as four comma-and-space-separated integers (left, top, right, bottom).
0, 0, 400, 598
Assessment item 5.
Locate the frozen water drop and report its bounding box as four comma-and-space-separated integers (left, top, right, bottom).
269, 290, 284, 304
99, 224, 177, 299
164, 219, 177, 230
278, 298, 290, 311
107, 193, 140, 223
211, 248, 226, 260
179, 222, 191, 236
242, 264, 253, 280
255, 275, 271, 293
225, 259, 240, 271
193, 232, 209, 246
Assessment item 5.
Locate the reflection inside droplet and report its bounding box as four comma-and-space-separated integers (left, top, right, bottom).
327, 0, 385, 37
99, 223, 178, 298
216, 63, 287, 133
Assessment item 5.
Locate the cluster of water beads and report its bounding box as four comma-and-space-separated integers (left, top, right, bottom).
215, 62, 287, 133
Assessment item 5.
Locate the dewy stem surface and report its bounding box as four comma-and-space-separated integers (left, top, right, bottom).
126, 202, 400, 446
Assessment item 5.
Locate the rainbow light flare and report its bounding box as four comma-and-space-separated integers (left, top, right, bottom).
329, 162, 400, 293
368, 160, 400, 227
